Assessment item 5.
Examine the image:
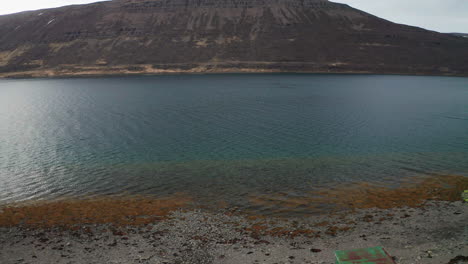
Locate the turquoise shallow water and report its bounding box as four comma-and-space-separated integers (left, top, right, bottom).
0, 74, 467, 213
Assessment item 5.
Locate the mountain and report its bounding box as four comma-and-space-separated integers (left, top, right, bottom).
0, 0, 467, 78
451, 33, 468, 38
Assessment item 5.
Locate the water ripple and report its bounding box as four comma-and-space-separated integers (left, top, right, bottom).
0, 74, 467, 214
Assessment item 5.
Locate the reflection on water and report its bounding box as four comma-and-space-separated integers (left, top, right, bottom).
0, 74, 467, 215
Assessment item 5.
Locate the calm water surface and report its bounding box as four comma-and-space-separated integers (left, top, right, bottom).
0, 74, 467, 214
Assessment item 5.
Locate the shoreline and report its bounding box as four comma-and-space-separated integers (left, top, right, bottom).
1, 66, 468, 79
1, 201, 467, 264
0, 174, 467, 263
1, 174, 466, 225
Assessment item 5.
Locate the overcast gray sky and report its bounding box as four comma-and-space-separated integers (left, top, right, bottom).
332, 0, 468, 33
0, 1, 109, 15
0, 0, 467, 33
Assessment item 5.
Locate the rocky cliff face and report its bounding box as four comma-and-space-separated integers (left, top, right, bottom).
0, 0, 467, 77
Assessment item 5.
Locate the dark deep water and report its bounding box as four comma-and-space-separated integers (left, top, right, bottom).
0, 74, 467, 214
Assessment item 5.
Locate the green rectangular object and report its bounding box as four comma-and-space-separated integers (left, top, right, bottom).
463, 190, 468, 202
335, 246, 396, 264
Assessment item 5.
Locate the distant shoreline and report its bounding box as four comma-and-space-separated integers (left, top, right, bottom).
1, 65, 468, 80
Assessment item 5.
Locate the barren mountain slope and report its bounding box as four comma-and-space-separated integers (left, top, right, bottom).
0, 0, 467, 77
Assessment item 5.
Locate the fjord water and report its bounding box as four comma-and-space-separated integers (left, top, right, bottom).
0, 74, 467, 214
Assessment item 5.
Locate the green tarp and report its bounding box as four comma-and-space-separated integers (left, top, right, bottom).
335, 246, 396, 264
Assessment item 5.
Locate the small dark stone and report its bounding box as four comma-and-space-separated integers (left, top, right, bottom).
289, 256, 295, 259
447, 255, 468, 264
310, 248, 322, 253
84, 247, 93, 252
247, 251, 254, 255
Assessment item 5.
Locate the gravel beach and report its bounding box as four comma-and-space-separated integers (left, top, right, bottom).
1, 201, 467, 264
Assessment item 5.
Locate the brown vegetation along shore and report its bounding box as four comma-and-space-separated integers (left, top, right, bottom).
249, 175, 468, 215
0, 175, 467, 263
0, 201, 466, 264
0, 175, 466, 229
0, 194, 193, 228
